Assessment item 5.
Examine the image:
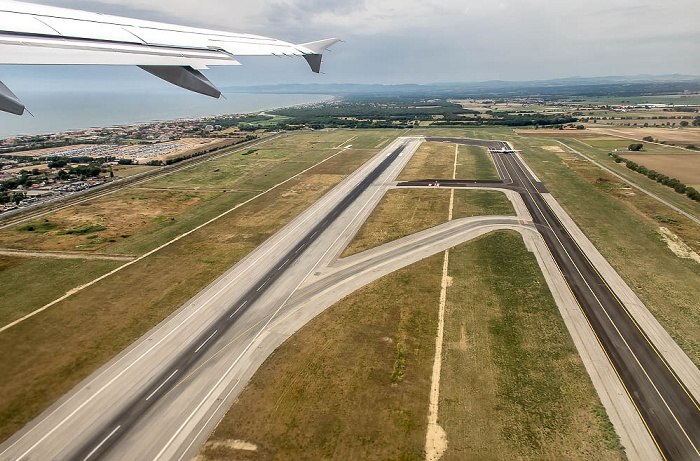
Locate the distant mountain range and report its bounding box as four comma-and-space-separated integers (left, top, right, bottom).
223, 75, 700, 98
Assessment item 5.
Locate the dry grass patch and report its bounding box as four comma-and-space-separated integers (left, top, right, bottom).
397, 142, 455, 180
0, 189, 219, 253
440, 231, 625, 460
199, 253, 444, 461
341, 189, 451, 257
592, 127, 700, 146
110, 164, 159, 178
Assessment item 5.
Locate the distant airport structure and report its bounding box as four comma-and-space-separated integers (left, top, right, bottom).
0, 0, 339, 115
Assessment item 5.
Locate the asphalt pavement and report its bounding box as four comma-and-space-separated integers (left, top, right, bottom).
406, 138, 700, 460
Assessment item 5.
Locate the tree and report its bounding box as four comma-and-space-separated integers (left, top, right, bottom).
642, 136, 654, 142
12, 192, 24, 204
680, 120, 689, 127
693, 116, 700, 127
687, 187, 700, 202
628, 143, 643, 151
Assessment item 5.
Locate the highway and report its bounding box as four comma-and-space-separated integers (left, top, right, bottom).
400, 138, 700, 460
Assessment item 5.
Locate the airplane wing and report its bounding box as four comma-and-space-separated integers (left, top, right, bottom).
0, 0, 339, 115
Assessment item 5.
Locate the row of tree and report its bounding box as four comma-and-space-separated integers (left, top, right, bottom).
609, 153, 700, 202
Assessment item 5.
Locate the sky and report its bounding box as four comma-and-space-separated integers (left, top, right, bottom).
2, 0, 700, 92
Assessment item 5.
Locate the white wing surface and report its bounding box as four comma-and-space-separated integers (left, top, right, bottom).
0, 0, 339, 115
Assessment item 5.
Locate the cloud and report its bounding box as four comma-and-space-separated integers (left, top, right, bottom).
9, 0, 700, 84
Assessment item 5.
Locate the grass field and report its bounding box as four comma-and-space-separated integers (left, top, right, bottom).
452, 189, 514, 218
199, 253, 444, 461
581, 138, 691, 155
553, 137, 700, 234
0, 189, 225, 254
198, 231, 623, 461
110, 164, 160, 178
341, 189, 451, 257
0, 131, 385, 443
455, 145, 500, 180
0, 256, 122, 327
588, 127, 700, 147
397, 142, 455, 180
440, 231, 624, 460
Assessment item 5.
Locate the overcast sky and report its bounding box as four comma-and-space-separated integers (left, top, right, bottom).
2, 0, 700, 92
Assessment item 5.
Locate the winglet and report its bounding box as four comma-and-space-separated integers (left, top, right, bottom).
297, 38, 341, 73
0, 81, 26, 116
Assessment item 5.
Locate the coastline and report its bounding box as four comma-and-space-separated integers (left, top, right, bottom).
0, 93, 334, 140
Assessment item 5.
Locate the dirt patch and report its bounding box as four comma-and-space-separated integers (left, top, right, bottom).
659, 227, 700, 263
195, 439, 258, 459
623, 154, 700, 186
542, 145, 565, 152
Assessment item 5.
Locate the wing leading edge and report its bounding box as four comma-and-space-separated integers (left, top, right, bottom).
0, 0, 340, 115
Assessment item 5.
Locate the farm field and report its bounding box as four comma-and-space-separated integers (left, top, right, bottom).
624, 154, 700, 189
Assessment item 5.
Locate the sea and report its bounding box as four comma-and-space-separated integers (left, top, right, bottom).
0, 91, 331, 139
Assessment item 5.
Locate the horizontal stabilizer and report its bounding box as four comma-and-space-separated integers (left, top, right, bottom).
138, 65, 221, 98
0, 81, 25, 116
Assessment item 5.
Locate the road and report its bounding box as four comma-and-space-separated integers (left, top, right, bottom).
400, 138, 700, 460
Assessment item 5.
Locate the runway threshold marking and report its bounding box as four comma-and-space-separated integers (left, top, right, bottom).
146, 370, 180, 401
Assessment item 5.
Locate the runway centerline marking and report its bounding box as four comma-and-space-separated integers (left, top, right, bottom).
195, 331, 218, 354
83, 425, 120, 461
146, 370, 179, 401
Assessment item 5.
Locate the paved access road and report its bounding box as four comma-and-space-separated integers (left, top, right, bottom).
400, 138, 700, 461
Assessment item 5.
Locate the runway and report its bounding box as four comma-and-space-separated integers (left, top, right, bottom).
400, 138, 700, 460
0, 137, 423, 461
2, 135, 698, 460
